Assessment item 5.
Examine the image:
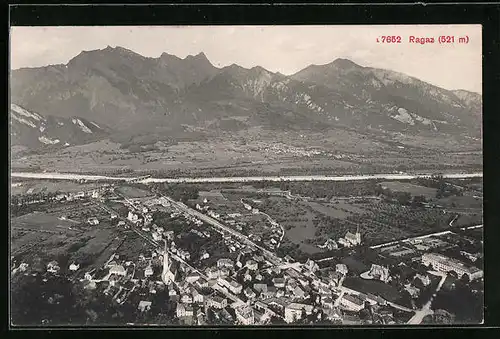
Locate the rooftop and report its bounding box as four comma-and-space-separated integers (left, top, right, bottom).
286, 302, 314, 311
423, 253, 481, 273
342, 294, 365, 306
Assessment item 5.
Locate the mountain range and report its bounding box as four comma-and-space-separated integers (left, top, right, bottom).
10, 46, 482, 151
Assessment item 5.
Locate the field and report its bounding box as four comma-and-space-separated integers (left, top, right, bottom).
10, 199, 125, 272
10, 180, 103, 196
379, 181, 437, 199
305, 201, 353, 219
262, 196, 460, 253
258, 196, 321, 254
11, 212, 76, 231
200, 180, 478, 260
437, 195, 483, 210
116, 185, 154, 198
10, 127, 482, 177
116, 232, 154, 262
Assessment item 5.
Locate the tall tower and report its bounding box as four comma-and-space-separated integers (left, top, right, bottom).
162, 240, 171, 284
355, 225, 361, 245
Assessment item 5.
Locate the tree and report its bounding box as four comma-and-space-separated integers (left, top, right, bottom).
269, 315, 286, 325
412, 195, 427, 207
395, 192, 412, 205
459, 273, 470, 286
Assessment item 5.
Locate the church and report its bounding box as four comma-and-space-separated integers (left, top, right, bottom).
338, 226, 362, 248
162, 240, 178, 284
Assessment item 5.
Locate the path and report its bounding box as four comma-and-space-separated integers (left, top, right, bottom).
407, 271, 447, 324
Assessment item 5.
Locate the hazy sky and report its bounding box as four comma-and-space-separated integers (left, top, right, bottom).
10, 25, 482, 93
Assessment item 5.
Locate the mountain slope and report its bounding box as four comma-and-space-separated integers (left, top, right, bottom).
10, 104, 108, 150
11, 47, 218, 129
292, 59, 481, 136
10, 47, 482, 141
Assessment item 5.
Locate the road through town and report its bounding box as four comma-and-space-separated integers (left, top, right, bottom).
407, 272, 448, 324
161, 195, 283, 266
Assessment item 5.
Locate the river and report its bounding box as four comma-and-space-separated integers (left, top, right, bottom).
11, 171, 483, 184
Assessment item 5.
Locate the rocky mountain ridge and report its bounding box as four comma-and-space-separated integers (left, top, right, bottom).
11, 46, 482, 149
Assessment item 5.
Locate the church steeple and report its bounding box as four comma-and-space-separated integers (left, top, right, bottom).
162, 239, 171, 284
355, 225, 361, 245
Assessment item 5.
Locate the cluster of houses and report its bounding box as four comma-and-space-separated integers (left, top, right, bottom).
53, 186, 111, 202
195, 197, 282, 251
263, 143, 322, 158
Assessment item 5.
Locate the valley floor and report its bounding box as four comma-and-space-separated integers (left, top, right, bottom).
10, 135, 482, 178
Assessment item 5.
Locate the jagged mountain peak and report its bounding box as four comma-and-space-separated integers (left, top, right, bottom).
185, 51, 208, 60
249, 65, 272, 74
66, 45, 146, 68
11, 48, 482, 141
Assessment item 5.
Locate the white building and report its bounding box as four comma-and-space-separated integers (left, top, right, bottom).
186, 272, 201, 284
181, 294, 193, 304
284, 303, 313, 323
185, 305, 194, 317
246, 260, 258, 271
162, 241, 177, 284
69, 263, 80, 271
272, 278, 286, 288
304, 259, 319, 273
206, 267, 219, 280
217, 258, 234, 269
338, 238, 352, 248
367, 264, 391, 283
235, 305, 255, 325
176, 303, 187, 317
144, 265, 153, 278
191, 288, 204, 304
244, 287, 257, 299
127, 211, 139, 223
74, 191, 85, 199
422, 253, 483, 281
110, 265, 126, 276
152, 232, 162, 241
87, 217, 99, 225
218, 267, 230, 278
415, 273, 431, 286
218, 277, 242, 295
47, 261, 60, 274
345, 227, 362, 246
336, 264, 348, 275
206, 296, 227, 309
138, 300, 152, 312
319, 238, 338, 250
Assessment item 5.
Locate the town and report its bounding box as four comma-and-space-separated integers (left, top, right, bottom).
10, 175, 483, 326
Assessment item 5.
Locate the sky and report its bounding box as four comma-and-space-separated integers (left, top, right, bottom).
10, 25, 482, 93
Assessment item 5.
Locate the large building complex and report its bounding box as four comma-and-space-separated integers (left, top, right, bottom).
421, 253, 483, 281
